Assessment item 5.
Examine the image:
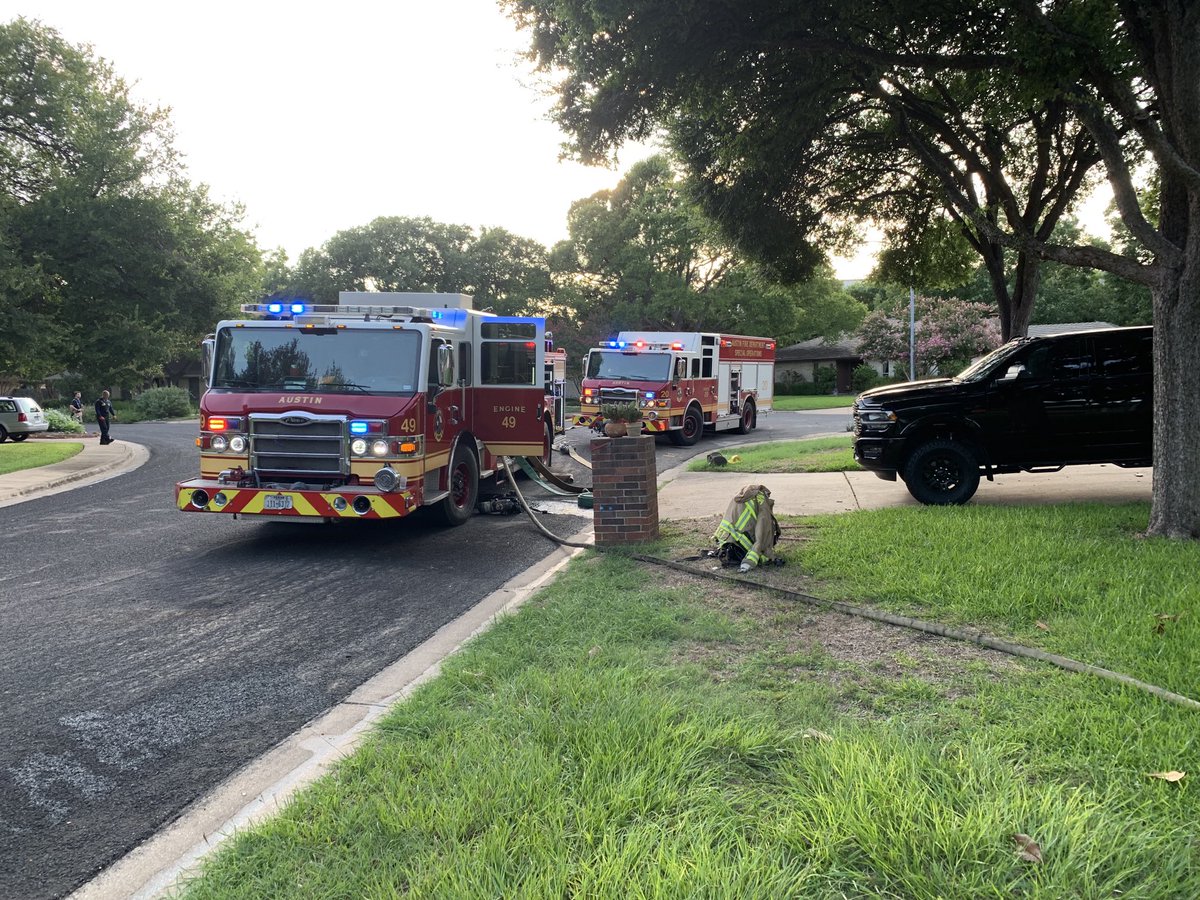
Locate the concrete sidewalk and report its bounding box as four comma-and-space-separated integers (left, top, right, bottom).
656, 463, 1153, 518
0, 435, 149, 508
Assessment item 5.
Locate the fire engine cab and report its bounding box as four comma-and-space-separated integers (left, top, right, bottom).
175, 292, 561, 525
575, 331, 776, 445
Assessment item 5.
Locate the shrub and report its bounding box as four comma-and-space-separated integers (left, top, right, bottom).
45, 408, 84, 434
812, 365, 837, 394
600, 401, 642, 422
134, 387, 192, 420
851, 364, 881, 393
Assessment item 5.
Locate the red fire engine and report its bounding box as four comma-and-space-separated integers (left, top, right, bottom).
574, 330, 776, 445
175, 292, 564, 525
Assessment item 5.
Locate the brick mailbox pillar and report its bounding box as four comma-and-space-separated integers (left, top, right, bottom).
590, 434, 660, 547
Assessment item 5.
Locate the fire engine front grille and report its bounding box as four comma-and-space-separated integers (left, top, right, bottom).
250, 415, 347, 477
598, 387, 640, 404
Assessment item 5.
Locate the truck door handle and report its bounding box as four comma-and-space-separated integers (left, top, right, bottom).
449, 404, 461, 424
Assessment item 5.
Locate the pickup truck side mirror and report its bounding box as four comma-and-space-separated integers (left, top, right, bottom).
998, 363, 1028, 383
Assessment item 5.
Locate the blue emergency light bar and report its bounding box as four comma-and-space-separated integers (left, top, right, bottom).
261, 301, 306, 317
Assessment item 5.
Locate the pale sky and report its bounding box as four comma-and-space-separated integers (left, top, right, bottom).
3, 0, 662, 265
3, 1, 1112, 281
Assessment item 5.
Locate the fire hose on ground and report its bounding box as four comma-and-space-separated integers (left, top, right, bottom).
497, 456, 1200, 713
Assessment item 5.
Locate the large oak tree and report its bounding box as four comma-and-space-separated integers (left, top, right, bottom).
504, 0, 1200, 538
0, 18, 262, 394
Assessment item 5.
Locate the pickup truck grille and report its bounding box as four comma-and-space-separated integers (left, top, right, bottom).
250, 414, 347, 477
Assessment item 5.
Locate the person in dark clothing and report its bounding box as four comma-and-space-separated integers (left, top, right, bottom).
94, 390, 116, 444
70, 391, 84, 427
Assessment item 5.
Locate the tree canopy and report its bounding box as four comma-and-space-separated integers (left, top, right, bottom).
0, 18, 263, 395
505, 0, 1200, 538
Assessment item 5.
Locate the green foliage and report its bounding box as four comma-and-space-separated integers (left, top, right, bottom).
811, 365, 836, 394
599, 401, 642, 423
686, 436, 858, 473
134, 386, 192, 420
178, 510, 1200, 898
0, 441, 81, 474
44, 407, 83, 433
771, 395, 855, 411
851, 364, 880, 393
856, 294, 1000, 378
0, 19, 263, 391
281, 218, 554, 317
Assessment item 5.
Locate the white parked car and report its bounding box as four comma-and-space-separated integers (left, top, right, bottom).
0, 397, 49, 442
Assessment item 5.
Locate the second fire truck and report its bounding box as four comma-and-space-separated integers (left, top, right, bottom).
175, 292, 564, 525
575, 330, 776, 445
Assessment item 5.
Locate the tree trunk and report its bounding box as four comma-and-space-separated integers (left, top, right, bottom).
1146, 250, 1200, 538
1007, 252, 1040, 339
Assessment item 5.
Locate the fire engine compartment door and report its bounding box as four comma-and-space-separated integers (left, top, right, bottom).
471, 317, 547, 456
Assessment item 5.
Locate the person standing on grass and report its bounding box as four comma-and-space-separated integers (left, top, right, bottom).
70, 391, 84, 428
94, 390, 116, 444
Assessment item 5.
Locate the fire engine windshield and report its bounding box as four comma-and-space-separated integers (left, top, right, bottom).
586, 351, 672, 382
210, 327, 422, 394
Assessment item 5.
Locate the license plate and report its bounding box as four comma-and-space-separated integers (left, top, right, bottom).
264, 494, 293, 510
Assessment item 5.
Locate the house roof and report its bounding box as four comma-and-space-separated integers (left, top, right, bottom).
1026, 321, 1115, 336
776, 336, 862, 363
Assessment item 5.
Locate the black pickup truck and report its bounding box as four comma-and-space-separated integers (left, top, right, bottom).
852, 326, 1153, 504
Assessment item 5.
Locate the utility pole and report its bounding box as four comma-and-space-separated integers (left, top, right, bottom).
909, 286, 916, 381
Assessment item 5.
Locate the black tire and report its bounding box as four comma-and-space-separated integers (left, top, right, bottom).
669, 406, 704, 446
902, 439, 980, 505
0, 426, 7, 443
539, 418, 555, 468
11, 433, 28, 442
735, 401, 755, 435
435, 441, 479, 526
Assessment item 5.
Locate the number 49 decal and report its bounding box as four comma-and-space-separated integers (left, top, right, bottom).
397, 417, 418, 433
500, 416, 517, 428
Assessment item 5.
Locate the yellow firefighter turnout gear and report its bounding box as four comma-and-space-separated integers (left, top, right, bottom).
712, 484, 780, 571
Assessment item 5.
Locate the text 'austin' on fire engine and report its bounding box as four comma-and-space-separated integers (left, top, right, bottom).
574, 330, 776, 446
175, 292, 567, 525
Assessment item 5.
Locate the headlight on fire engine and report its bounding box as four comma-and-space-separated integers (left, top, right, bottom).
229, 435, 246, 453
351, 438, 368, 456
210, 435, 228, 452
371, 439, 389, 457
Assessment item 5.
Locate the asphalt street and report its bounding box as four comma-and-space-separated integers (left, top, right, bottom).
0, 409, 848, 899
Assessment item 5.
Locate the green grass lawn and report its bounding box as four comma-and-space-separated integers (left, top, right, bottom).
0, 441, 83, 475
179, 502, 1200, 898
772, 395, 855, 411
688, 435, 859, 473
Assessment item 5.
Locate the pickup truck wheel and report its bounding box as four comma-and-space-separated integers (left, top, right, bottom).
0, 426, 7, 443
669, 406, 704, 446
902, 439, 980, 505
11, 433, 28, 441
735, 402, 755, 435
435, 443, 479, 526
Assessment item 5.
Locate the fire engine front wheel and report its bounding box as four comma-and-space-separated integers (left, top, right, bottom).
669, 406, 704, 447
436, 444, 479, 526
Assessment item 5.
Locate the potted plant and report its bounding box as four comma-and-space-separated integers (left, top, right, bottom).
599, 401, 643, 438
